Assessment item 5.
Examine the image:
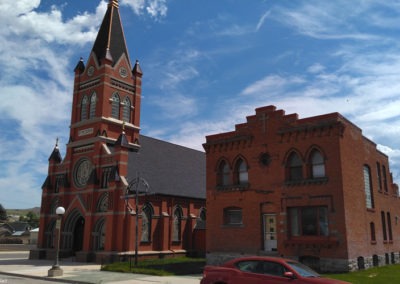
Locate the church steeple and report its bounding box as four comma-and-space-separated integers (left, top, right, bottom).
69, 0, 141, 150
91, 0, 130, 66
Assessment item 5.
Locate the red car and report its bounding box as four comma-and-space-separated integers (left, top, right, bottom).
200, 256, 350, 284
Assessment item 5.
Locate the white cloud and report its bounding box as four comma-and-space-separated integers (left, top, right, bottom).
122, 0, 167, 19
271, 1, 382, 40
0, 1, 109, 208
256, 10, 270, 32
240, 75, 305, 96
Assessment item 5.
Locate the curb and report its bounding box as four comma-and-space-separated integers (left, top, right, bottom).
0, 271, 92, 284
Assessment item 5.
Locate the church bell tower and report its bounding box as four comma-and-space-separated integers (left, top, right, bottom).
69, 0, 142, 147
35, 0, 144, 261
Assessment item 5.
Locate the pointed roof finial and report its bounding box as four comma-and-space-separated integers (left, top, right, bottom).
109, 0, 119, 8
133, 60, 143, 76
55, 137, 59, 149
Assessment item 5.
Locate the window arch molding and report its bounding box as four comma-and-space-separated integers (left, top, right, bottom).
232, 155, 249, 186
216, 158, 231, 187
305, 146, 327, 179
283, 149, 304, 182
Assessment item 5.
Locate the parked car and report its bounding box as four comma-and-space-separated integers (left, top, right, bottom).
200, 256, 350, 284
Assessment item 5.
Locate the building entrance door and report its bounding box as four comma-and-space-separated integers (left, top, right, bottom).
73, 217, 85, 252
263, 214, 277, 251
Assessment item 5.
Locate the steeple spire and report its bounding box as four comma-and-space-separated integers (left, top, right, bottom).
91, 0, 130, 66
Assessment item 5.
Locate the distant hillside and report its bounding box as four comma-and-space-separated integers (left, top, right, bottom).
7, 207, 40, 216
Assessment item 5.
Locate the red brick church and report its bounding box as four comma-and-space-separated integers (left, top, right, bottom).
203, 105, 400, 272
31, 0, 205, 263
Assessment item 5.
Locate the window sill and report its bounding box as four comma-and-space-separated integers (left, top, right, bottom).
370, 241, 377, 245
221, 224, 244, 228
367, 208, 376, 213
216, 183, 250, 192
285, 177, 328, 186
285, 236, 338, 246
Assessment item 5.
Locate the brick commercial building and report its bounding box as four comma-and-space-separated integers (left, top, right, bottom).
30, 0, 205, 263
203, 105, 400, 272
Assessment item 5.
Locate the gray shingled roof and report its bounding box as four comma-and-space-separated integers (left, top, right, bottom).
125, 135, 206, 199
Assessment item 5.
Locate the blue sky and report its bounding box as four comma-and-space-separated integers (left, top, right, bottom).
1, 0, 400, 209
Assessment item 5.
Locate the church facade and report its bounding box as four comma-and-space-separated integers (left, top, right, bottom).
31, 0, 205, 263
203, 105, 400, 272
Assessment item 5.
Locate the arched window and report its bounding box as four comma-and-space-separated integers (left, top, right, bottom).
287, 152, 303, 181
93, 218, 106, 251
80, 96, 88, 121
111, 92, 120, 119
141, 204, 153, 242
218, 160, 230, 186
172, 207, 182, 242
310, 150, 325, 178
381, 211, 387, 241
200, 207, 206, 221
363, 165, 374, 209
122, 96, 131, 122
235, 158, 248, 185
387, 212, 393, 241
89, 93, 97, 119
370, 222, 376, 242
97, 193, 109, 212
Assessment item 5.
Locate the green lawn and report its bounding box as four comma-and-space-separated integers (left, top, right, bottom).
101, 256, 205, 276
324, 264, 400, 284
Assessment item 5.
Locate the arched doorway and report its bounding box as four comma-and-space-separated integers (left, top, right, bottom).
62, 209, 85, 255
73, 217, 85, 252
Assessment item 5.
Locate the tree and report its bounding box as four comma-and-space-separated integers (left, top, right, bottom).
26, 211, 39, 228
0, 204, 7, 221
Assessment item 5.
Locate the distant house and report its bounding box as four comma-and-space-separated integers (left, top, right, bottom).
0, 222, 33, 244
30, 228, 39, 245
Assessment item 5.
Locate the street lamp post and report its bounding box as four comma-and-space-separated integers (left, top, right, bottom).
48, 206, 65, 277
123, 175, 150, 268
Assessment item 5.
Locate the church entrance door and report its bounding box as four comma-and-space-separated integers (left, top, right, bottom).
263, 214, 277, 251
73, 217, 85, 252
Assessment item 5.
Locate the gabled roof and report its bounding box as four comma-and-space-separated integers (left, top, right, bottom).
125, 135, 206, 199
91, 0, 130, 66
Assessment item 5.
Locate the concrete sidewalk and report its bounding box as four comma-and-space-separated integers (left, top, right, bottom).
0, 251, 202, 284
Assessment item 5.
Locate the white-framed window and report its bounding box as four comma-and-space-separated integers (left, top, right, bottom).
111, 92, 120, 119
363, 165, 374, 209
89, 92, 97, 119
310, 150, 325, 178
80, 95, 88, 121
122, 96, 131, 122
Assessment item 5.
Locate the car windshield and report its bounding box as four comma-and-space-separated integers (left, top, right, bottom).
286, 261, 320, 277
